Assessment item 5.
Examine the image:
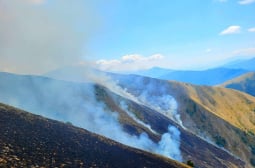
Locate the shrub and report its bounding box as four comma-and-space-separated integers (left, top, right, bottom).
66, 121, 73, 126
251, 146, 255, 155
250, 158, 255, 167
214, 135, 226, 147
186, 160, 194, 167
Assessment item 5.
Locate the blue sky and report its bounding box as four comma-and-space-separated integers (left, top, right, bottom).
0, 0, 254, 74
89, 0, 255, 71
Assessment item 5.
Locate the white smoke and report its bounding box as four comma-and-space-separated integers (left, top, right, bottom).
90, 73, 184, 127
118, 101, 182, 161
157, 126, 182, 162
120, 101, 158, 135
138, 91, 184, 127
0, 0, 183, 162
80, 72, 183, 161
85, 72, 140, 104
0, 0, 97, 74
111, 75, 185, 128
0, 72, 183, 162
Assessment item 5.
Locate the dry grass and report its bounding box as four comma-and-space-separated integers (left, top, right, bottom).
165, 80, 255, 167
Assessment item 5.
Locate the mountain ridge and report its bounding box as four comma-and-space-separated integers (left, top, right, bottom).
220, 72, 255, 97
223, 57, 255, 71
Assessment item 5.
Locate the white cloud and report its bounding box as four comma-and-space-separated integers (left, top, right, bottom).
238, 0, 255, 5
96, 54, 165, 72
219, 25, 241, 35
233, 48, 255, 56
248, 27, 255, 32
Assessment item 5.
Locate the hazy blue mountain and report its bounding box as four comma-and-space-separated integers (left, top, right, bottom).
129, 68, 248, 86
159, 68, 249, 85
127, 57, 255, 85
45, 57, 255, 86
132, 67, 174, 78
223, 57, 255, 71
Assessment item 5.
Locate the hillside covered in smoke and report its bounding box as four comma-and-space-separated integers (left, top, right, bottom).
0, 72, 247, 168
0, 102, 190, 168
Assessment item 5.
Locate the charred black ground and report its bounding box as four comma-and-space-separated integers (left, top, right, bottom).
0, 103, 188, 168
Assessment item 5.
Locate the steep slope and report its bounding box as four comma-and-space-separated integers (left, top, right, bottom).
220, 72, 255, 97
0, 72, 245, 168
97, 86, 245, 168
0, 103, 188, 168
170, 81, 255, 167
114, 74, 255, 168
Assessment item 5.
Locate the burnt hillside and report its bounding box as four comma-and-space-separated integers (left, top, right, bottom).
0, 103, 188, 168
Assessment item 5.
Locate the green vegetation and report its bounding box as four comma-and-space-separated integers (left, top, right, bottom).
250, 158, 255, 167
214, 135, 226, 148
66, 121, 73, 125
185, 99, 197, 117
251, 146, 255, 155
186, 160, 195, 167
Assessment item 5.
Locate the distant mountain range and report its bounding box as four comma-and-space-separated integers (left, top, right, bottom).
128, 57, 255, 85
223, 57, 255, 71
159, 68, 248, 85
44, 57, 255, 86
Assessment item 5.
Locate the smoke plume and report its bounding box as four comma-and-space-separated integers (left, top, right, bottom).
120, 100, 158, 135
0, 72, 182, 161
0, 0, 97, 74
113, 75, 184, 127
0, 0, 183, 162
44, 69, 184, 161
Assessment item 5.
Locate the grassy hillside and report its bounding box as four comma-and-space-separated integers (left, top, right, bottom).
0, 103, 189, 168
166, 81, 255, 168
221, 72, 255, 97
171, 81, 255, 133
97, 85, 245, 168
114, 74, 255, 167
